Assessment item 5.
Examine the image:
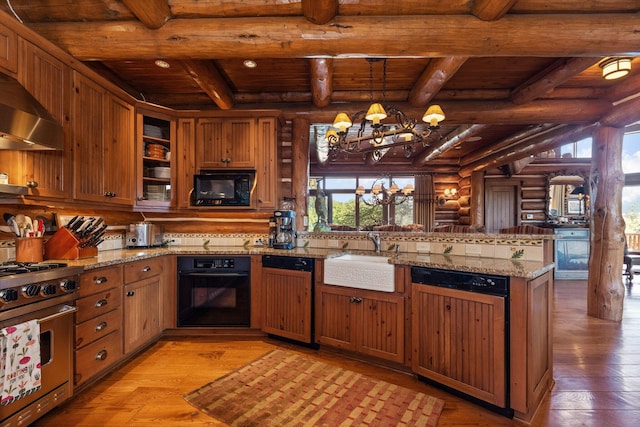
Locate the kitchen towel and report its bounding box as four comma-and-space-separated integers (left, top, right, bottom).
0, 320, 41, 405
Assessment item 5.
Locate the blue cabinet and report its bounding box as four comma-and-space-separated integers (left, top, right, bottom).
554, 228, 589, 279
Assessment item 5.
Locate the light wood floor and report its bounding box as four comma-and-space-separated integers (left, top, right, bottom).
33, 278, 640, 427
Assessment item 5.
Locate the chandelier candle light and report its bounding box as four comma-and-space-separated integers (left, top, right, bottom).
356, 177, 414, 206
322, 59, 446, 163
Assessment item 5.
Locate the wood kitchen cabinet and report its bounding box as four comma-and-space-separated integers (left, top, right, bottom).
411, 283, 507, 408
17, 39, 71, 199
262, 266, 313, 344
0, 22, 17, 74
72, 72, 134, 205
75, 265, 124, 387
122, 257, 163, 354
176, 117, 196, 208
509, 271, 554, 421
196, 117, 255, 169
315, 284, 405, 363
135, 107, 176, 208
255, 117, 279, 210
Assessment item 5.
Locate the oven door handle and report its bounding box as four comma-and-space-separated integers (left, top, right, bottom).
37, 305, 78, 324
180, 272, 249, 277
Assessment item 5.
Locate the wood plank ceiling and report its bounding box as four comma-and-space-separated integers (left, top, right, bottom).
2, 0, 639, 176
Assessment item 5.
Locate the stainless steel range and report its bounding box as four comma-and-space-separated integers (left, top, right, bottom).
0, 261, 82, 426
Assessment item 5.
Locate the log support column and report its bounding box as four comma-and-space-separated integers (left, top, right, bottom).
292, 118, 310, 232
588, 126, 625, 321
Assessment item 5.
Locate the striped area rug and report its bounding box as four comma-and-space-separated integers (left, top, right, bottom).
184, 349, 444, 426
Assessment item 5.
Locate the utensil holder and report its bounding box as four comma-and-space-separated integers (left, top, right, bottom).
15, 237, 44, 263
44, 228, 98, 260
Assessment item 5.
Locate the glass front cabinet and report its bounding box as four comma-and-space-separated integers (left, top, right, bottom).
135, 108, 176, 208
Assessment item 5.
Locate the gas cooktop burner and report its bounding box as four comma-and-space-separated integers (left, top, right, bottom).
0, 262, 69, 276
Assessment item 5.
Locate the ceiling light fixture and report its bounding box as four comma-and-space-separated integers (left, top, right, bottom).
321, 58, 445, 163
154, 59, 170, 69
355, 176, 414, 206
243, 59, 257, 69
600, 57, 631, 80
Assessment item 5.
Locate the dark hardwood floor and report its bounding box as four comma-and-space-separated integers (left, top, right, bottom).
33, 276, 640, 426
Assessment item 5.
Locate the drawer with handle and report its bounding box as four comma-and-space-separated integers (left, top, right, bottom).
75, 306, 122, 349
79, 265, 123, 298
75, 286, 122, 323
74, 329, 123, 386
124, 257, 163, 283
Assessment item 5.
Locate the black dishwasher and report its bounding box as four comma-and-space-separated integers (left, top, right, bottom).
411, 267, 513, 418
261, 255, 316, 346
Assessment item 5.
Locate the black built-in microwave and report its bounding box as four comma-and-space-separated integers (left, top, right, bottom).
193, 170, 255, 206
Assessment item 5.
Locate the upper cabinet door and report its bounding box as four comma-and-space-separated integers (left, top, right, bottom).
73, 73, 106, 203
104, 95, 134, 205
196, 117, 255, 169
0, 23, 17, 74
18, 39, 71, 199
72, 72, 134, 205
225, 118, 255, 168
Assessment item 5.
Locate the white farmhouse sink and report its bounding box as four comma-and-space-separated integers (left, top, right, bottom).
323, 254, 395, 292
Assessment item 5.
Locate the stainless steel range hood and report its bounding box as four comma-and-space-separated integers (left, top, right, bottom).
0, 73, 63, 150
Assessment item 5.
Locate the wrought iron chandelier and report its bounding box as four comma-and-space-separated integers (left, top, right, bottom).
321, 58, 446, 163
356, 177, 414, 206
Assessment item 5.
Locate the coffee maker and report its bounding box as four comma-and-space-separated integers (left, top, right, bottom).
273, 210, 296, 249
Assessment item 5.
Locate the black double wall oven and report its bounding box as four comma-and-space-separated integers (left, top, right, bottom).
177, 256, 251, 327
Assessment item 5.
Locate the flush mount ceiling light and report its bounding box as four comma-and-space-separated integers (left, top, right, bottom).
154, 59, 170, 69
243, 59, 257, 69
320, 58, 445, 163
600, 57, 632, 80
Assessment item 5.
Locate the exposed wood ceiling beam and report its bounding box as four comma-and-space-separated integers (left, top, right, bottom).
413, 124, 488, 167
459, 124, 596, 177
280, 99, 609, 126
231, 87, 606, 105
472, 0, 518, 21
600, 92, 640, 128
461, 124, 558, 167
178, 60, 235, 109
302, 0, 338, 25
309, 58, 333, 107
510, 57, 602, 104
27, 15, 640, 60
408, 57, 468, 107
121, 0, 172, 30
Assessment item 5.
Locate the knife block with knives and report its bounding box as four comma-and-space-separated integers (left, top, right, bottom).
44, 216, 106, 259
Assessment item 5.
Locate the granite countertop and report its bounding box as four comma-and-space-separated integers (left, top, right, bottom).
53, 245, 553, 279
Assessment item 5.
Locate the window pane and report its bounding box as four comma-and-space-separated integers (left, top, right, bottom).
331, 193, 356, 227
325, 177, 356, 189
623, 132, 640, 174
623, 185, 640, 233
575, 137, 592, 158
359, 201, 383, 230
394, 198, 414, 225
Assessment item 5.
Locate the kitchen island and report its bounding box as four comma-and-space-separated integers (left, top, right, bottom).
51, 243, 553, 423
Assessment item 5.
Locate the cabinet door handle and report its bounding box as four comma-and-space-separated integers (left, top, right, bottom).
95, 350, 108, 361
95, 321, 108, 331
126, 291, 135, 297
95, 276, 108, 285
95, 299, 108, 307
142, 266, 151, 272
349, 297, 363, 303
